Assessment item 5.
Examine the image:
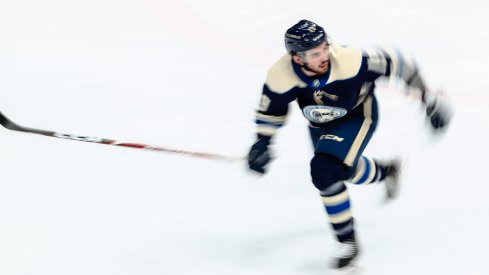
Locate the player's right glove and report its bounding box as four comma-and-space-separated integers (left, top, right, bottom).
247, 135, 272, 174
425, 95, 453, 131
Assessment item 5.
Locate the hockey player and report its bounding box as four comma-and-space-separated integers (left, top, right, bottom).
247, 19, 451, 269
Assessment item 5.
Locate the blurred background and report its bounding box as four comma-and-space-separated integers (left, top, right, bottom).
1, 0, 488, 274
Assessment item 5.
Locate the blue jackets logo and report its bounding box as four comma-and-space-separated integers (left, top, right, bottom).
314, 90, 339, 104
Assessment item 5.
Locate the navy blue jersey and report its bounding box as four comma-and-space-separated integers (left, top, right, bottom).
255, 44, 425, 136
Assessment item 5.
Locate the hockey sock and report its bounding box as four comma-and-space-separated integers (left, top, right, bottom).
320, 181, 355, 242
349, 156, 388, 185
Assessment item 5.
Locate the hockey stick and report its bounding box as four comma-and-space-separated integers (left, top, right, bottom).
0, 111, 243, 162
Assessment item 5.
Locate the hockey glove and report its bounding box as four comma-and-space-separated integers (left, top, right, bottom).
425, 95, 453, 131
248, 135, 272, 174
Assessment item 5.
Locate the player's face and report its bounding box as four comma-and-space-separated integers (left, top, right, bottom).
297, 42, 330, 75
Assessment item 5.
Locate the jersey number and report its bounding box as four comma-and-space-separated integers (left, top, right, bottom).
258, 95, 271, 112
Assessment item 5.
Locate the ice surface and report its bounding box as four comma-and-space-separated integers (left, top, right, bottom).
1, 0, 488, 274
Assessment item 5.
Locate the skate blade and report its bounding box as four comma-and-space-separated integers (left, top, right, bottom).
330, 265, 364, 275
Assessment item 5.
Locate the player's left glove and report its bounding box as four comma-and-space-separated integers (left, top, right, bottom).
425, 94, 453, 131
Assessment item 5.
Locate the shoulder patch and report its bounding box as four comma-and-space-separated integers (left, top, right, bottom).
266, 54, 306, 94
327, 45, 363, 83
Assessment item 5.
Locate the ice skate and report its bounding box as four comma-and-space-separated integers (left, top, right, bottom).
331, 238, 359, 269
384, 158, 402, 199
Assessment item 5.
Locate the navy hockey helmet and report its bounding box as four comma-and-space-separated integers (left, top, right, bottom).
285, 19, 328, 54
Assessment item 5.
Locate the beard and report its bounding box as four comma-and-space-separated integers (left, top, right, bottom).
302, 60, 329, 75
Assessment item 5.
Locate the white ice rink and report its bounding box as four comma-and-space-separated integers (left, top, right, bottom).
1, 0, 488, 274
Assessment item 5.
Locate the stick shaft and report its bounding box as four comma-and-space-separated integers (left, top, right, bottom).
0, 111, 242, 162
